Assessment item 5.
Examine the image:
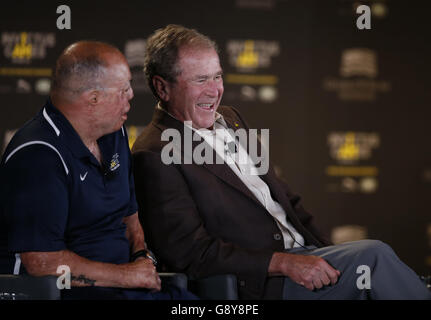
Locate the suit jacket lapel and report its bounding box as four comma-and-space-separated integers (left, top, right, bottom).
152, 107, 266, 209
201, 161, 265, 209
223, 110, 314, 238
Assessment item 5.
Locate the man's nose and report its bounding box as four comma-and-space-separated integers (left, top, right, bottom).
128, 87, 134, 100
204, 80, 220, 97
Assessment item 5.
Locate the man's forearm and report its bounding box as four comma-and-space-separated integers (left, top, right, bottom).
21, 250, 126, 287
20, 249, 158, 289
268, 251, 340, 291
123, 212, 147, 254
268, 252, 285, 276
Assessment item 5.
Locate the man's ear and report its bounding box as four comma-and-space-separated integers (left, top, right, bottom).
82, 89, 101, 106
152, 75, 170, 101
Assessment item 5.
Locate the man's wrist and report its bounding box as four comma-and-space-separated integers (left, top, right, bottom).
268, 252, 286, 276
130, 249, 157, 266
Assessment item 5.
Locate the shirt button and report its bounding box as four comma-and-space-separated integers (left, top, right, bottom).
273, 233, 282, 241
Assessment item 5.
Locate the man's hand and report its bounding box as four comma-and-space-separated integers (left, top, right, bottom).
122, 258, 161, 291
269, 252, 340, 291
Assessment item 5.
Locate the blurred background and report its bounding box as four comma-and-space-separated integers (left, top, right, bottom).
1, 0, 430, 275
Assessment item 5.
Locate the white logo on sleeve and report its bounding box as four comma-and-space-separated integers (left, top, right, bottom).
80, 171, 88, 181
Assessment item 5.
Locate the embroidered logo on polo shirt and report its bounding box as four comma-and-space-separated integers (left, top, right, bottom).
79, 171, 88, 181
109, 153, 120, 171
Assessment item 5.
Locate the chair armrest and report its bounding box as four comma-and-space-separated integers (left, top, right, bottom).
0, 274, 60, 300
159, 272, 188, 289
188, 274, 238, 300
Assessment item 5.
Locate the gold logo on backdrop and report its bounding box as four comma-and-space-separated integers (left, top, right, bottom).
328, 132, 379, 163
11, 33, 32, 61
236, 40, 259, 69
1, 31, 55, 64
226, 39, 279, 72
225, 39, 280, 102
337, 132, 360, 161
326, 132, 380, 193
339, 48, 377, 78
323, 48, 391, 101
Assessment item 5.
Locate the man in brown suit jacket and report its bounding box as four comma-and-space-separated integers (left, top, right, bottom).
132, 25, 431, 300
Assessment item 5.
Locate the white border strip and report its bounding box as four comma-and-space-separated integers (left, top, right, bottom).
43, 107, 60, 137
5, 141, 69, 175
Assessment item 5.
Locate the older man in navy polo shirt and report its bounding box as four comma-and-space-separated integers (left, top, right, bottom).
0, 41, 195, 300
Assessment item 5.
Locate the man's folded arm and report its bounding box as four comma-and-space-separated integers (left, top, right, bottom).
20, 250, 160, 289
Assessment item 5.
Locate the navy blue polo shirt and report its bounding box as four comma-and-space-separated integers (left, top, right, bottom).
0, 99, 138, 274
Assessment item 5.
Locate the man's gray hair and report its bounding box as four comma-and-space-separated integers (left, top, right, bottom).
51, 41, 121, 95
144, 24, 218, 100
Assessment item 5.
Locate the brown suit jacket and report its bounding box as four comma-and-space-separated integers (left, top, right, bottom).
132, 105, 331, 299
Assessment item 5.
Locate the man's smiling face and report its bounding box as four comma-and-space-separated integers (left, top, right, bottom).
165, 46, 224, 129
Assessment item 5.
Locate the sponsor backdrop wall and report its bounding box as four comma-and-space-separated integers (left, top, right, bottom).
1, 1, 430, 274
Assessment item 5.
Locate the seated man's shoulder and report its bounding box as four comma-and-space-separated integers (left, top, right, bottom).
4, 118, 58, 157
217, 105, 248, 127
2, 117, 70, 176
217, 105, 241, 118
131, 123, 163, 154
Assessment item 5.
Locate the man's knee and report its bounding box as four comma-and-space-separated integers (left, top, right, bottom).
358, 239, 392, 251
351, 239, 395, 260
